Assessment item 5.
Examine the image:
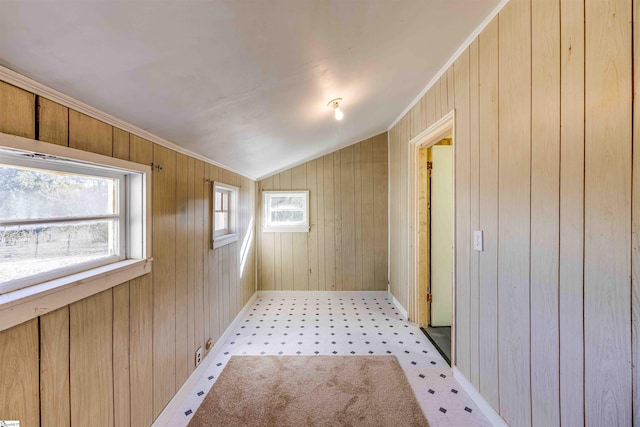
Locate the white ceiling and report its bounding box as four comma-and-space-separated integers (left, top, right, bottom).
0, 0, 499, 179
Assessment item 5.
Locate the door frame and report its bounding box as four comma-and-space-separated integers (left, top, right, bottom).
408, 110, 456, 364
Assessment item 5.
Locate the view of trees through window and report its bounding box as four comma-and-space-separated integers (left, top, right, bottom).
269, 195, 305, 223
0, 163, 120, 287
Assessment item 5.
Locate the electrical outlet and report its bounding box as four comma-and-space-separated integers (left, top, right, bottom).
473, 230, 483, 252
206, 338, 214, 351
195, 347, 202, 367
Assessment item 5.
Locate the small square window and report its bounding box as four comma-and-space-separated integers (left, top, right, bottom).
262, 191, 309, 233
213, 182, 239, 248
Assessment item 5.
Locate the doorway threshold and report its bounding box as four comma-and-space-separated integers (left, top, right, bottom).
421, 326, 451, 366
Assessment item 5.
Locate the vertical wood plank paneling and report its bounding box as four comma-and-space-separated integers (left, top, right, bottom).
175, 153, 190, 385
410, 102, 422, 139
361, 139, 375, 289
447, 67, 455, 113
0, 80, 258, 427
497, 0, 532, 424
468, 38, 480, 388
340, 146, 356, 290
40, 308, 70, 427
307, 160, 319, 290
418, 95, 427, 133
186, 157, 196, 374
559, 0, 585, 422
128, 134, 154, 427
291, 164, 309, 290
70, 290, 113, 427
584, 0, 632, 424
205, 165, 214, 341
530, 0, 560, 424
112, 128, 130, 161
257, 134, 387, 292
333, 151, 343, 290
130, 280, 154, 427
434, 78, 442, 120
633, 0, 640, 422
130, 134, 153, 166
477, 17, 500, 411
260, 177, 275, 290
152, 145, 176, 416
373, 133, 388, 291
37, 97, 68, 146
113, 283, 131, 427
425, 88, 436, 128
396, 117, 409, 305
0, 319, 39, 427
223, 244, 231, 330
273, 173, 282, 290
354, 143, 363, 290
440, 72, 449, 116
279, 169, 294, 289
454, 48, 471, 377
323, 155, 336, 290
388, 126, 397, 297
69, 110, 112, 156
230, 174, 240, 314
0, 81, 35, 138
316, 158, 326, 290
193, 160, 205, 357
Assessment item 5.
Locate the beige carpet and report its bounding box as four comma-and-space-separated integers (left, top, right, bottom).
188, 355, 429, 427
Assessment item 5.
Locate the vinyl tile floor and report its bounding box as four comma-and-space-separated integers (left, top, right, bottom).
166, 293, 492, 427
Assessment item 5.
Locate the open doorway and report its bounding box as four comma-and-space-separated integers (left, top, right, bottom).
422, 139, 453, 364
409, 112, 455, 366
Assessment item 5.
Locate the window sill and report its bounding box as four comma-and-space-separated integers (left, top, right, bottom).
263, 226, 310, 233
213, 233, 239, 249
0, 258, 152, 332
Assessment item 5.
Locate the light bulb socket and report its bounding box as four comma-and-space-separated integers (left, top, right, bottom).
327, 98, 344, 120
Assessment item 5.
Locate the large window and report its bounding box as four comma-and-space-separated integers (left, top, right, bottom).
213, 182, 239, 248
262, 191, 309, 232
0, 148, 146, 294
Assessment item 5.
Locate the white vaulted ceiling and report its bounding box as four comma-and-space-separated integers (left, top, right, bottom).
0, 0, 499, 179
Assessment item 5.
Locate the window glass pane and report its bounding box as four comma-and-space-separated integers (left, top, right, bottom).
269, 196, 304, 210
0, 219, 119, 285
0, 164, 118, 220
222, 192, 228, 210
215, 191, 222, 211
215, 212, 228, 231
271, 210, 304, 224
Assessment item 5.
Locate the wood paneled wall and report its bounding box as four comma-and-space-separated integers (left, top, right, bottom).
258, 133, 388, 291
388, 0, 636, 425
0, 80, 257, 426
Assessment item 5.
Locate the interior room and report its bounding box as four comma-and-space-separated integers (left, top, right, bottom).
0, 0, 638, 426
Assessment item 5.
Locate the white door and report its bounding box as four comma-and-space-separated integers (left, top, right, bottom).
430, 145, 453, 327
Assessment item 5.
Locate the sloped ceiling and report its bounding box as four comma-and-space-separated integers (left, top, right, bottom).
0, 0, 499, 179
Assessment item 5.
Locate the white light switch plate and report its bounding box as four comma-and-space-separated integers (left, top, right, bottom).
473, 230, 483, 251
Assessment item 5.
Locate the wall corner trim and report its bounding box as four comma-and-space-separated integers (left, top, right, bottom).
390, 291, 409, 320
0, 65, 257, 181
452, 367, 509, 427
387, 0, 509, 131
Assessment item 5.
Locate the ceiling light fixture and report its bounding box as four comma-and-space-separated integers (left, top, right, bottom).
327, 98, 344, 121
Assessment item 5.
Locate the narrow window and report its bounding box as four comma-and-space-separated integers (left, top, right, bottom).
213, 182, 239, 248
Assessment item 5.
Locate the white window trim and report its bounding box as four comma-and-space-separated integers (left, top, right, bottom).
262, 190, 310, 233
212, 182, 239, 249
0, 131, 152, 331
